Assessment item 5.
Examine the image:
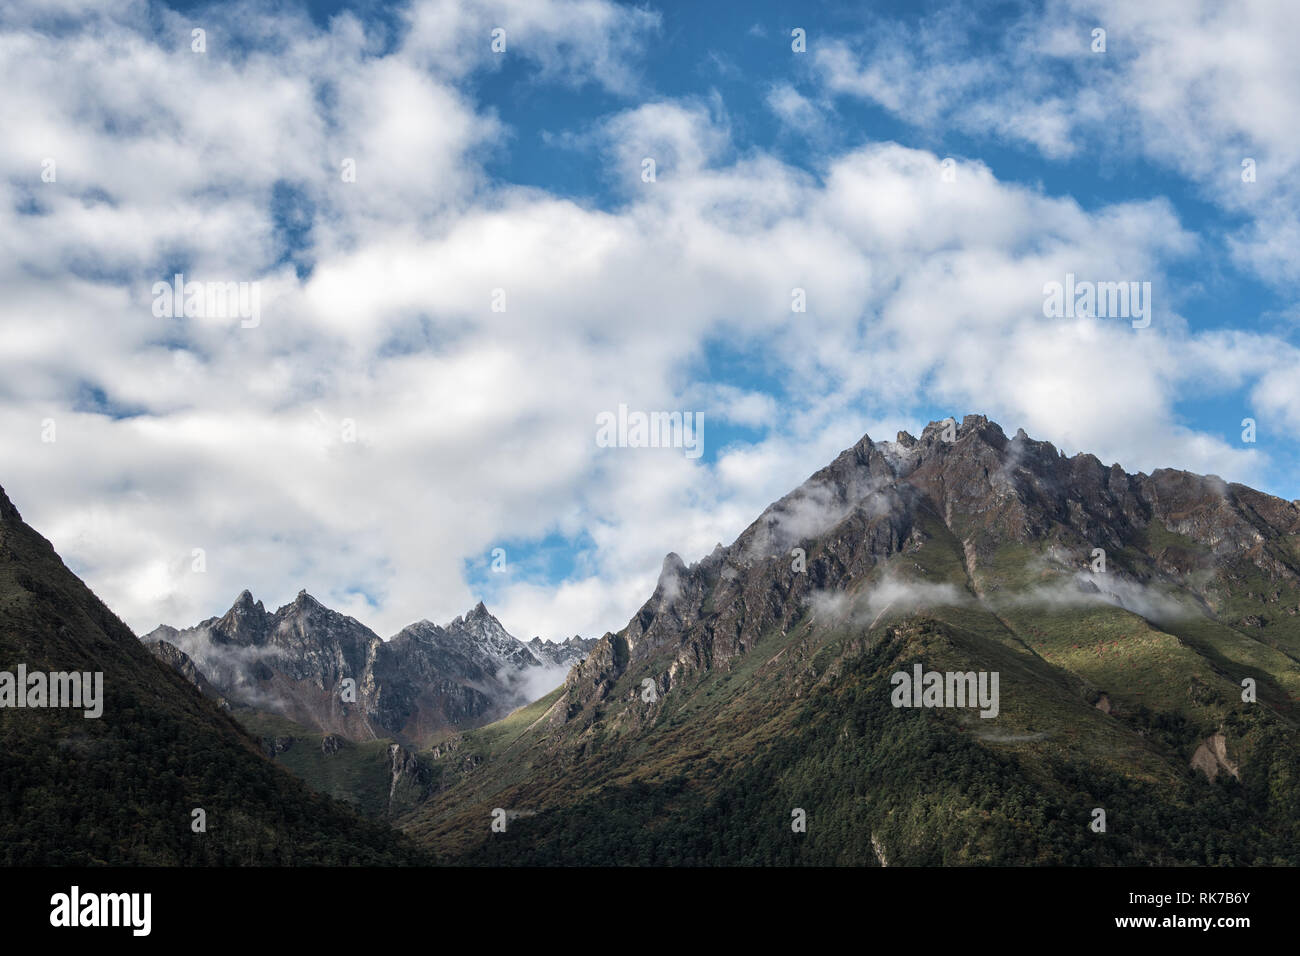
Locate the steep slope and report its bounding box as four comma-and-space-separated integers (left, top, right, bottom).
403, 416, 1300, 865
148, 639, 230, 708
0, 483, 422, 865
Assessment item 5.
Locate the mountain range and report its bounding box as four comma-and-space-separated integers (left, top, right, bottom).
3, 414, 1298, 864
401, 415, 1300, 864
141, 593, 594, 748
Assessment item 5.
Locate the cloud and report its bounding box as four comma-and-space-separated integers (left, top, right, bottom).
994, 571, 1197, 623
497, 658, 570, 705
809, 560, 1196, 637
1, 0, 1297, 654
807, 575, 971, 631
147, 625, 288, 711
401, 0, 660, 93
765, 83, 830, 140
811, 0, 1300, 283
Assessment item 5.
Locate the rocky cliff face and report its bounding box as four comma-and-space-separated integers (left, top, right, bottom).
142, 597, 590, 746
555, 414, 1300, 732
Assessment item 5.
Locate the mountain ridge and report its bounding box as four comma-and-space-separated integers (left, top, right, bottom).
558, 412, 1300, 725
141, 590, 596, 747
401, 414, 1300, 865
4, 412, 1298, 864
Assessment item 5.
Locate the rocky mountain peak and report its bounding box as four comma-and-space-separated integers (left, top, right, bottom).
448, 600, 495, 628
216, 589, 272, 641
233, 589, 265, 613
448, 601, 508, 637
658, 552, 687, 585
558, 414, 1300, 733
292, 589, 324, 610
526, 633, 598, 669
144, 591, 595, 747
0, 483, 20, 523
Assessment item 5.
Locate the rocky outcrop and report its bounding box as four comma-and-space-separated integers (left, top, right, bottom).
148, 639, 230, 710
1190, 733, 1240, 782
387, 743, 432, 814
871, 832, 890, 867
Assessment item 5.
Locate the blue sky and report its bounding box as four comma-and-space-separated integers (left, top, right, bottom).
2, 0, 1297, 642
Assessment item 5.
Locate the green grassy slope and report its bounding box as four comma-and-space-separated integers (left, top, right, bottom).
235, 711, 429, 818
401, 516, 1300, 865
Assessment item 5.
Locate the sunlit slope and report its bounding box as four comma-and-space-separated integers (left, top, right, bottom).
401, 418, 1300, 865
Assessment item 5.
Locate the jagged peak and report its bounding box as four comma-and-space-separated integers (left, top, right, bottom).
810, 414, 1027, 503
919, 416, 955, 441
525, 632, 592, 650
292, 589, 324, 610
958, 414, 1008, 449
656, 552, 687, 589
226, 589, 266, 617
445, 601, 508, 634
0, 483, 20, 523
910, 413, 1005, 448
697, 543, 727, 571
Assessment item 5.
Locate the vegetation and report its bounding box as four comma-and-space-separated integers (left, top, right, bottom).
0, 494, 426, 865
418, 622, 1299, 866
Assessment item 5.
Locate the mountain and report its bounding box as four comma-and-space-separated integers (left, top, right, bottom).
526, 635, 598, 669
148, 639, 230, 708
0, 482, 422, 865
142, 595, 587, 748
402, 415, 1300, 865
